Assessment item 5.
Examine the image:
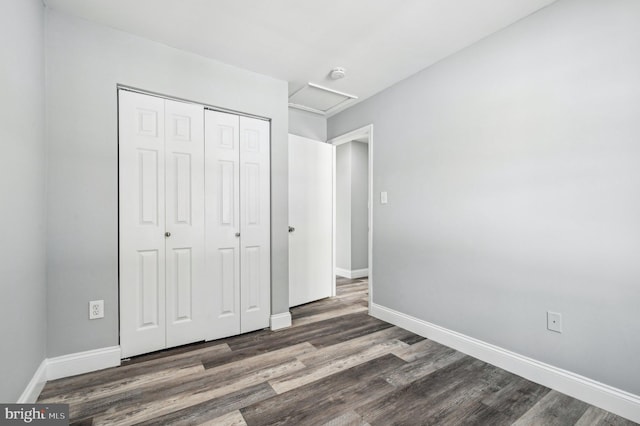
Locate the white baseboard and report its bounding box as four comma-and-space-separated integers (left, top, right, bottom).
47, 346, 121, 381
270, 312, 292, 331
370, 303, 640, 424
336, 268, 368, 279
17, 359, 48, 403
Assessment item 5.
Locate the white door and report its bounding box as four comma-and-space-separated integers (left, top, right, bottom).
119, 91, 206, 357
164, 99, 206, 348
119, 91, 167, 357
239, 116, 271, 332
205, 111, 271, 337
288, 134, 334, 307
204, 110, 241, 340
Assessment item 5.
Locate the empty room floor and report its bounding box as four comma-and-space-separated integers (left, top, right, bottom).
38, 277, 635, 425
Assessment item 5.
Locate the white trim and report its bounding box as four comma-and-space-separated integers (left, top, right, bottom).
288, 103, 325, 115
307, 83, 358, 100
335, 268, 369, 279
17, 359, 47, 403
47, 346, 121, 381
335, 267, 350, 278
370, 303, 640, 424
332, 145, 337, 297
119, 85, 269, 122
19, 347, 122, 401
270, 312, 292, 331
328, 124, 373, 146
328, 124, 374, 313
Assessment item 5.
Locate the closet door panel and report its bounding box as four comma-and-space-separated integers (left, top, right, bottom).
239, 116, 271, 333
165, 99, 206, 347
119, 90, 167, 358
205, 110, 241, 340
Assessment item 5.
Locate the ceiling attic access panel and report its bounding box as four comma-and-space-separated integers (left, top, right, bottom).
288, 83, 357, 115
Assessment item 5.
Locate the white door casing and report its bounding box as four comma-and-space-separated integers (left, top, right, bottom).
288, 134, 334, 307
164, 99, 206, 348
239, 116, 271, 332
119, 91, 167, 358
204, 110, 242, 340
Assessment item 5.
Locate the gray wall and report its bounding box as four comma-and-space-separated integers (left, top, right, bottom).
328, 0, 640, 395
0, 0, 47, 401
289, 108, 327, 141
335, 143, 352, 271
350, 142, 369, 270
335, 142, 369, 272
45, 10, 289, 357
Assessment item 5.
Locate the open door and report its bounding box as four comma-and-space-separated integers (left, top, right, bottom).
288, 134, 334, 307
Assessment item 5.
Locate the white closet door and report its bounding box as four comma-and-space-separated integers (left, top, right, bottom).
288, 134, 334, 307
204, 110, 241, 340
119, 91, 167, 358
239, 116, 271, 333
164, 100, 206, 347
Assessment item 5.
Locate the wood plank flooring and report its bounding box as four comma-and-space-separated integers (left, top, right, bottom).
39, 277, 637, 425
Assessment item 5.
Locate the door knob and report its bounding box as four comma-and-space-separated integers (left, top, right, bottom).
235, 232, 241, 237
165, 232, 171, 237
288, 226, 295, 233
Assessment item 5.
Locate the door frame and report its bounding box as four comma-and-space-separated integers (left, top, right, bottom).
327, 124, 374, 312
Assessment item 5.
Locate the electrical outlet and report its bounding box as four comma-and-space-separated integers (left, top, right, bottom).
547, 311, 562, 333
89, 300, 104, 320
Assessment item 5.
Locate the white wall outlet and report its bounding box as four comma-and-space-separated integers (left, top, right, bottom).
89, 300, 104, 320
547, 311, 562, 333
380, 191, 388, 204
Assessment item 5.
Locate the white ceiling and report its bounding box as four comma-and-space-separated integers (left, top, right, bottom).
44, 0, 557, 116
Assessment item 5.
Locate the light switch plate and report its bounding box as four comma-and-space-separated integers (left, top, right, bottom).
380, 191, 388, 204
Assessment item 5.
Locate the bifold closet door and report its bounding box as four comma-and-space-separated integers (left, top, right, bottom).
205, 110, 271, 340
119, 91, 167, 357
119, 90, 206, 358
239, 116, 271, 333
164, 100, 206, 348
204, 110, 241, 340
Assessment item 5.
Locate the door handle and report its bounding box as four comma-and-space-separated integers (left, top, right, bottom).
235, 232, 241, 237
288, 226, 295, 233
165, 231, 171, 237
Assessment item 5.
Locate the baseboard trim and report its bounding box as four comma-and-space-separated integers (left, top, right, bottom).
370, 303, 640, 424
270, 312, 292, 331
335, 268, 368, 279
47, 346, 121, 381
17, 359, 48, 403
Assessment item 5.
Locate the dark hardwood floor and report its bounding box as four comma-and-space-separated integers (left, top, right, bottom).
39, 277, 636, 425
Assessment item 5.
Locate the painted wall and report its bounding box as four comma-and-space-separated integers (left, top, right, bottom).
288, 108, 327, 142
329, 0, 640, 395
0, 0, 47, 401
335, 143, 352, 271
335, 142, 369, 273
350, 142, 369, 271
45, 9, 289, 357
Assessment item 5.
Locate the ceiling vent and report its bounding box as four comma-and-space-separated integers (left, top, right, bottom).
288, 83, 358, 116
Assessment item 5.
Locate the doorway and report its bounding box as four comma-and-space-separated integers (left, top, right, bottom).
328, 125, 373, 311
